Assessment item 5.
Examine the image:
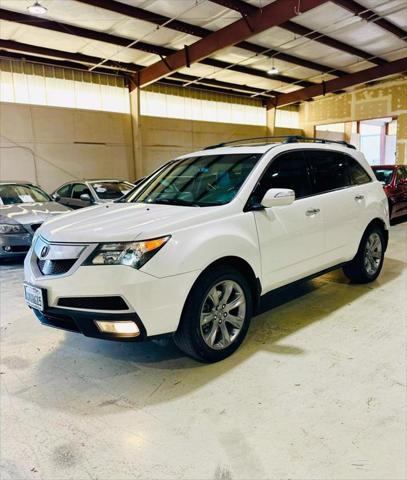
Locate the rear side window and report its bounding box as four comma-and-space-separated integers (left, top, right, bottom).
373, 168, 394, 185
251, 150, 313, 203
347, 156, 371, 185
396, 167, 407, 183
306, 150, 350, 194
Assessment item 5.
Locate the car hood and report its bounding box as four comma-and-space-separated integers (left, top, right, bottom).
37, 202, 224, 243
0, 202, 71, 226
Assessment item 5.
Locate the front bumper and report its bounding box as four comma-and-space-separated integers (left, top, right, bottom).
24, 250, 201, 339
32, 306, 147, 341
0, 232, 32, 258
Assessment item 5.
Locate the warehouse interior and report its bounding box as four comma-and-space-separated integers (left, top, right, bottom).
0, 0, 406, 479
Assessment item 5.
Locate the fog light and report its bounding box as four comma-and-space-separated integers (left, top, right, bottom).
3, 246, 11, 252
95, 320, 140, 335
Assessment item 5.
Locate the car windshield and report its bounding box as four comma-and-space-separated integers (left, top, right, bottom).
91, 182, 134, 200
123, 153, 261, 207
373, 168, 394, 185
0, 184, 51, 205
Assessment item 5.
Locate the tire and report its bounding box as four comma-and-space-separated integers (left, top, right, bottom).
174, 266, 253, 363
343, 225, 385, 283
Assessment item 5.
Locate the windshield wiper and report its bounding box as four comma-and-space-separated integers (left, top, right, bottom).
148, 198, 200, 207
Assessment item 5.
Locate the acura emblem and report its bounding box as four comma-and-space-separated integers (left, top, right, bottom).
40, 245, 50, 258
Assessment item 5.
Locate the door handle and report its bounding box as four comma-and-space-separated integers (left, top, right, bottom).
305, 208, 320, 216
355, 195, 364, 201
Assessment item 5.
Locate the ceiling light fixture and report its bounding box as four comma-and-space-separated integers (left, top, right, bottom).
267, 65, 280, 75
27, 1, 47, 15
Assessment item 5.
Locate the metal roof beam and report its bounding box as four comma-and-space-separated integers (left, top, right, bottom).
267, 57, 407, 107
210, 0, 388, 65
0, 41, 275, 99
77, 0, 345, 76
332, 0, 407, 39
0, 8, 314, 87
137, 0, 330, 86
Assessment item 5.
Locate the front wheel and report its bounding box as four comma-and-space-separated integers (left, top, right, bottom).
174, 267, 253, 363
343, 226, 385, 283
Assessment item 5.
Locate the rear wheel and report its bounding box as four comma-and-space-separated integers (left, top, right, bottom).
343, 226, 385, 283
174, 267, 253, 363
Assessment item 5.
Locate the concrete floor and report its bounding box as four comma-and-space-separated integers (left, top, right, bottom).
1, 222, 406, 480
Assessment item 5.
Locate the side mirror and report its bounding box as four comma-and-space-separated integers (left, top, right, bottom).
261, 188, 295, 208
80, 193, 93, 203
52, 193, 61, 202
398, 178, 407, 185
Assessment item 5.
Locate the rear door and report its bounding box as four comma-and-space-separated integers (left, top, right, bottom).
305, 149, 368, 264
250, 149, 325, 291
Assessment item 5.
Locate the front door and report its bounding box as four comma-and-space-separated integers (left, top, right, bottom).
69, 183, 93, 209
250, 150, 325, 292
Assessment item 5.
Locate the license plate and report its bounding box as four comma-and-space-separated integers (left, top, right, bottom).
24, 284, 45, 311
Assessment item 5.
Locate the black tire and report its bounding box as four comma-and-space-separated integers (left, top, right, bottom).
174, 266, 253, 363
343, 225, 385, 283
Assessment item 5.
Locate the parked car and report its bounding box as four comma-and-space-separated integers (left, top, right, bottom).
0, 181, 70, 260
371, 165, 407, 220
24, 137, 389, 362
52, 179, 135, 209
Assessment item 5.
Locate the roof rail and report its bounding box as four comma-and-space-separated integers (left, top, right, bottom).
284, 135, 356, 149
203, 135, 356, 150
203, 136, 293, 149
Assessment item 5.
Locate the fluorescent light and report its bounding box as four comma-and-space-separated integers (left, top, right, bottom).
267, 66, 280, 75
27, 1, 47, 15
95, 320, 140, 335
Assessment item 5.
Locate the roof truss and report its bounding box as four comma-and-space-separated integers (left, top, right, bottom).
137, 0, 330, 86
267, 57, 407, 107
209, 0, 395, 65
76, 0, 346, 77
0, 7, 317, 89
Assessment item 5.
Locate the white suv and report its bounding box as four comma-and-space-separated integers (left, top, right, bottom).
24, 137, 389, 362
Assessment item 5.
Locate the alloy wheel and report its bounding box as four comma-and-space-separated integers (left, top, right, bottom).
200, 280, 246, 350
364, 232, 382, 276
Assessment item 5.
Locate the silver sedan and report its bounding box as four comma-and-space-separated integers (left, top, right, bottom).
0, 182, 71, 260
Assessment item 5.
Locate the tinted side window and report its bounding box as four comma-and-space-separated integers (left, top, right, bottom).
251, 150, 312, 203
347, 156, 371, 185
397, 167, 407, 183
57, 184, 72, 197
71, 183, 91, 199
307, 150, 350, 194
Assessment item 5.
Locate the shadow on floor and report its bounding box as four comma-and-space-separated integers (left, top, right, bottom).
390, 215, 406, 226
11, 255, 403, 415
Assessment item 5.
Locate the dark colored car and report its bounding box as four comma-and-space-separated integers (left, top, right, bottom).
372, 165, 407, 220
52, 179, 135, 209
0, 182, 70, 259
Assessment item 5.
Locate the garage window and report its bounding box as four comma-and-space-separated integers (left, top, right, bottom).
0, 59, 130, 114
140, 89, 266, 126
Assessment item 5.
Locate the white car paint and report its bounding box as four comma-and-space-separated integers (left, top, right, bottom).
24, 142, 389, 339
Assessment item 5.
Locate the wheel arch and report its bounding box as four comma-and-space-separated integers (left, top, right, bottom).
178, 255, 262, 334
365, 217, 389, 251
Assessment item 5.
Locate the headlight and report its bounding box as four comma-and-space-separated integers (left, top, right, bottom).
0, 224, 27, 234
86, 236, 170, 269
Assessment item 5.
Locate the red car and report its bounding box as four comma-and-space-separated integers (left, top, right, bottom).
372, 165, 407, 220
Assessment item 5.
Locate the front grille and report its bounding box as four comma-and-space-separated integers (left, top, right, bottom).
30, 223, 42, 232
57, 296, 129, 311
37, 259, 76, 275
2, 245, 29, 253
